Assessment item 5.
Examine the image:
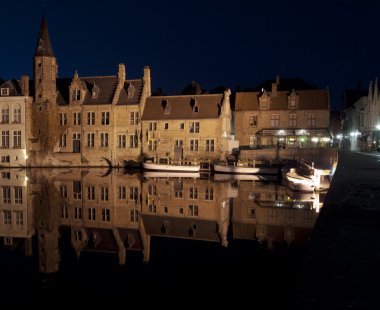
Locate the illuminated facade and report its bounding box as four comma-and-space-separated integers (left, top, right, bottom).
234, 76, 331, 149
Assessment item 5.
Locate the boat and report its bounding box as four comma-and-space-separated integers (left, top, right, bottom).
143, 171, 200, 178
213, 173, 279, 182
213, 161, 279, 175
285, 168, 320, 192
142, 160, 200, 172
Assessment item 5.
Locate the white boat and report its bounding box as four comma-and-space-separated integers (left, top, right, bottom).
213, 162, 279, 175
143, 171, 200, 178
213, 173, 279, 182
285, 168, 320, 192
142, 161, 200, 172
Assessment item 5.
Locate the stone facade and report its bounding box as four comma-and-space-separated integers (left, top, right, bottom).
235, 77, 331, 149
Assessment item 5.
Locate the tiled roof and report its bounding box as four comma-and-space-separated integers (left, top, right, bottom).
142, 93, 224, 120
0, 79, 22, 96
56, 76, 143, 105
142, 214, 221, 242
235, 89, 329, 111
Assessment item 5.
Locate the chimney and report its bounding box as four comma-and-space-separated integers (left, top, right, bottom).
271, 82, 277, 97
143, 66, 151, 97
21, 75, 29, 96
118, 63, 126, 85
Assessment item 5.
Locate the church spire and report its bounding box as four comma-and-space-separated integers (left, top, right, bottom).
35, 15, 54, 57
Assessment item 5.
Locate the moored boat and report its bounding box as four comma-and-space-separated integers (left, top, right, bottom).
213, 161, 279, 175
142, 160, 200, 172
285, 168, 320, 192
143, 171, 200, 178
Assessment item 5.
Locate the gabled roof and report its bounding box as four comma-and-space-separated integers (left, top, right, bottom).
235, 89, 329, 111
56, 76, 143, 105
142, 93, 224, 120
0, 79, 22, 96
35, 15, 54, 57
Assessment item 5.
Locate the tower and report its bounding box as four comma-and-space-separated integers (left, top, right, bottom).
34, 15, 57, 104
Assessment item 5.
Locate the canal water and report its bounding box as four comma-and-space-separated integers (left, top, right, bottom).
0, 168, 328, 307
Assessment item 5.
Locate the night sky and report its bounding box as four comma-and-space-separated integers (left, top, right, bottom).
1, 0, 379, 109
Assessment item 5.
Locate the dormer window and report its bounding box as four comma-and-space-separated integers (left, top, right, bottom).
288, 89, 299, 109
92, 84, 99, 98
73, 89, 81, 101
259, 90, 270, 110
190, 98, 199, 112
127, 83, 135, 98
1, 88, 9, 96
163, 100, 171, 114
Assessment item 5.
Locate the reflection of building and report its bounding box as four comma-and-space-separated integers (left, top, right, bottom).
0, 170, 32, 255
141, 175, 230, 261
232, 181, 321, 249
235, 77, 330, 148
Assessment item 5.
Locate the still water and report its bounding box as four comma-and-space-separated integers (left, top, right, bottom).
0, 168, 327, 306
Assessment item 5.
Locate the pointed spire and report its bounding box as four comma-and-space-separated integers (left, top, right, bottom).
35, 15, 54, 57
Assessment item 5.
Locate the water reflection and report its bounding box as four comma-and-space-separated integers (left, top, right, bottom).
0, 168, 326, 284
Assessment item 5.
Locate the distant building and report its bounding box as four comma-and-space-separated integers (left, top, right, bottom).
234, 76, 331, 149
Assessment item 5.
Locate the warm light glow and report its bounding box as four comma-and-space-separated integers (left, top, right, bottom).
311, 137, 319, 142
278, 130, 285, 135
336, 134, 342, 139
322, 137, 331, 142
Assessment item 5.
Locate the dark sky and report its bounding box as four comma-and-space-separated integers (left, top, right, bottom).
1, 0, 379, 109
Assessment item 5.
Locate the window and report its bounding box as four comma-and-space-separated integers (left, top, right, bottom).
148, 203, 156, 213
175, 140, 183, 147
87, 133, 95, 147
285, 209, 295, 223
174, 189, 183, 198
13, 131, 21, 148
100, 133, 108, 147
1, 107, 9, 124
164, 122, 169, 130
205, 187, 213, 200
87, 186, 95, 200
118, 186, 126, 199
205, 139, 214, 152
270, 115, 279, 128
249, 136, 256, 148
117, 135, 126, 148
15, 212, 23, 225
87, 112, 95, 125
1, 88, 9, 96
4, 211, 11, 224
101, 187, 109, 201
249, 115, 257, 127
188, 205, 199, 216
101, 112, 110, 125
164, 207, 168, 213
194, 106, 199, 113
307, 113, 316, 128
127, 83, 135, 98
248, 208, 255, 219
1, 172, 9, 179
148, 122, 157, 131
102, 208, 111, 222
130, 134, 138, 148
130, 209, 139, 222
1, 155, 10, 163
60, 113, 67, 126
260, 98, 269, 109
268, 209, 277, 222
148, 140, 157, 151
130, 186, 139, 201
13, 107, 21, 123
189, 122, 200, 133
92, 85, 99, 98
130, 111, 139, 125
74, 207, 82, 220
74, 89, 81, 101
148, 185, 156, 196
189, 187, 198, 199
179, 207, 184, 214
59, 133, 67, 148
289, 99, 297, 109
88, 208, 96, 221
14, 187, 22, 204
60, 185, 67, 199
190, 139, 198, 151
61, 205, 68, 219
73, 112, 81, 125
3, 187, 11, 203
288, 114, 297, 128
180, 123, 185, 130
73, 181, 81, 199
